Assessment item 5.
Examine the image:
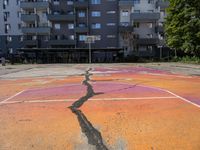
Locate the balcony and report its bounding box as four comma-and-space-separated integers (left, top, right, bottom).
74, 1, 89, 8
47, 14, 74, 22
22, 26, 51, 34
131, 13, 160, 21
119, 0, 134, 7
119, 26, 134, 33
156, 0, 169, 9
21, 14, 39, 22
75, 27, 89, 33
48, 40, 75, 46
20, 0, 50, 9
23, 40, 38, 46
134, 38, 159, 45
48, 35, 76, 46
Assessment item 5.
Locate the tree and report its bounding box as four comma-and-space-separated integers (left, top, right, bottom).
165, 0, 200, 56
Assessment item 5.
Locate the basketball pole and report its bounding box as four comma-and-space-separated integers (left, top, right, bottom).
89, 42, 91, 64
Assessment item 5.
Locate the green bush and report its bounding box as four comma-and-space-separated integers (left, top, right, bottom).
172, 56, 200, 64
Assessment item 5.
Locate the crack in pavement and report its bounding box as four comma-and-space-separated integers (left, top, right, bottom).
69, 68, 108, 150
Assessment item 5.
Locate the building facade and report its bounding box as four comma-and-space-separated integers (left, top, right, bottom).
0, 0, 169, 63
0, 0, 22, 56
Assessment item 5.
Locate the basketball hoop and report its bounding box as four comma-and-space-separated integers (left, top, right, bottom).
85, 36, 96, 44
84, 35, 98, 63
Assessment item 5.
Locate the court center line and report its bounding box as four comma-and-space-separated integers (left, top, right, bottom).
2, 96, 177, 104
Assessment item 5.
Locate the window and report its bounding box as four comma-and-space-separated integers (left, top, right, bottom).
139, 46, 147, 52
42, 11, 47, 17
9, 48, 13, 54
107, 35, 116, 38
91, 11, 101, 17
147, 23, 153, 28
78, 11, 86, 17
67, 11, 73, 15
78, 23, 86, 27
53, 0, 60, 5
67, 0, 73, 5
148, 0, 154, 4
68, 23, 74, 29
43, 36, 49, 41
134, 10, 140, 13
160, 10, 166, 16
6, 36, 12, 42
121, 22, 129, 26
3, 0, 9, 9
3, 0, 9, 6
5, 24, 11, 33
107, 23, 116, 26
16, 0, 20, 5
20, 36, 23, 42
3, 12, 10, 21
133, 34, 139, 39
53, 11, 60, 15
159, 34, 164, 40
91, 0, 101, 4
122, 10, 129, 16
32, 35, 37, 40
54, 24, 60, 30
79, 35, 86, 41
133, 22, 140, 28
69, 35, 74, 40
95, 35, 101, 40
133, 0, 140, 4
159, 22, 163, 26
107, 11, 116, 14
147, 46, 153, 53
18, 24, 21, 29
148, 10, 154, 13
91, 23, 101, 29
17, 11, 21, 18
147, 34, 153, 38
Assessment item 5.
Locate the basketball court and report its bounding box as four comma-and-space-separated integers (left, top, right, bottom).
0, 63, 200, 150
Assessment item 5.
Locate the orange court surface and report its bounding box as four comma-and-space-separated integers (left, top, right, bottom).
0, 63, 200, 150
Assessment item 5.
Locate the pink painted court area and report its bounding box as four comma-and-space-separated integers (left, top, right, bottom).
7, 82, 179, 103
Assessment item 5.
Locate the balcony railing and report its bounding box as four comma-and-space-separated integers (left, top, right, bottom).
74, 1, 89, 8
119, 26, 134, 32
47, 14, 74, 21
156, 0, 169, 9
21, 14, 39, 22
134, 38, 159, 45
22, 26, 51, 34
20, 0, 50, 9
131, 13, 160, 21
119, 0, 134, 7
75, 27, 89, 33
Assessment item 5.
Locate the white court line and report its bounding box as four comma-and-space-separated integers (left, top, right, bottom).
139, 85, 200, 108
1, 82, 199, 109
2, 96, 177, 104
0, 90, 25, 105
142, 72, 192, 79
165, 90, 200, 108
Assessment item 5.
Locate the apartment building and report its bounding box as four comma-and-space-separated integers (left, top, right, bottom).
0, 0, 169, 63
0, 0, 22, 56
119, 0, 169, 58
